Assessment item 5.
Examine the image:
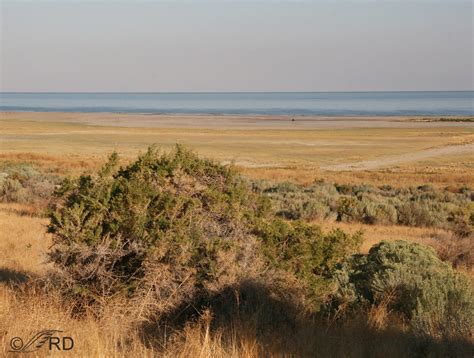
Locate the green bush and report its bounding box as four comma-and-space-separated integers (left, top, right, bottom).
254, 219, 362, 307
48, 146, 270, 309
397, 201, 437, 227
276, 198, 331, 221
48, 146, 364, 317
336, 197, 364, 222
359, 196, 398, 225
330, 241, 474, 339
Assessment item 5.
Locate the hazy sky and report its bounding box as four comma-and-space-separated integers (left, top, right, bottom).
1, 0, 472, 92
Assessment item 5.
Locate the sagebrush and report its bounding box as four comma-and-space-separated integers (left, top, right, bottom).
330, 240, 474, 340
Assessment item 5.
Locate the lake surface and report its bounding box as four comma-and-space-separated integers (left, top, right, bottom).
1, 92, 472, 116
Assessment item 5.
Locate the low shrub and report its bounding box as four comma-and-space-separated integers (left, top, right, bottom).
447, 205, 474, 238
434, 231, 474, 270
0, 163, 58, 206
329, 241, 474, 340
397, 201, 439, 227
264, 180, 472, 233
276, 198, 331, 221
336, 197, 364, 222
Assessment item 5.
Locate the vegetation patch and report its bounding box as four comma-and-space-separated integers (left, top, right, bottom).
0, 163, 59, 212
47, 146, 361, 317
329, 240, 474, 340
263, 180, 473, 234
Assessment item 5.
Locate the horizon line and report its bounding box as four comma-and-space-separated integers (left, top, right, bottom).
2, 90, 473, 94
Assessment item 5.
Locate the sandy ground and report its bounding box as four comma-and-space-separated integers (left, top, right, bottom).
2, 111, 473, 129
322, 142, 474, 171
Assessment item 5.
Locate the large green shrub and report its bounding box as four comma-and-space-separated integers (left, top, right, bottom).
330, 240, 474, 339
48, 146, 360, 317
48, 146, 271, 308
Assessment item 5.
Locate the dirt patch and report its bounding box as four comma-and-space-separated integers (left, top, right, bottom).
322, 143, 474, 171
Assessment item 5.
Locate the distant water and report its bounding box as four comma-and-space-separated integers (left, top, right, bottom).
1, 92, 472, 116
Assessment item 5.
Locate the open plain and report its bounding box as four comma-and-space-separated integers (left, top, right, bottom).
1, 112, 473, 186
1, 112, 473, 356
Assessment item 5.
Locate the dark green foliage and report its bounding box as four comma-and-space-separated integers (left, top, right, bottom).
254, 219, 362, 307
48, 146, 271, 305
48, 146, 365, 317
330, 241, 474, 339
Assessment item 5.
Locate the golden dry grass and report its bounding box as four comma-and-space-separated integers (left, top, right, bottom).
1, 151, 472, 188
0, 203, 51, 275
241, 165, 474, 187
312, 220, 448, 254
0, 201, 457, 357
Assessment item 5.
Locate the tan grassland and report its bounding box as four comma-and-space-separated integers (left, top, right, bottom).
1, 112, 473, 186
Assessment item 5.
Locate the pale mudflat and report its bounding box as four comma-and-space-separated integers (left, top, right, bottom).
1, 111, 473, 186
2, 111, 473, 129
322, 143, 474, 171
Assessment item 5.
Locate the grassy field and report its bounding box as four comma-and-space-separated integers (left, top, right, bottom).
1, 112, 473, 356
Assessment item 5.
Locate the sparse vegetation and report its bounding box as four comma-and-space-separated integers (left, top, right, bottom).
263, 180, 473, 233
412, 117, 474, 123
0, 163, 59, 209
433, 231, 474, 271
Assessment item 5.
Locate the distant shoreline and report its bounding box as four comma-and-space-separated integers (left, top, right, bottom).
1, 91, 472, 117
2, 111, 474, 130
1, 110, 473, 118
